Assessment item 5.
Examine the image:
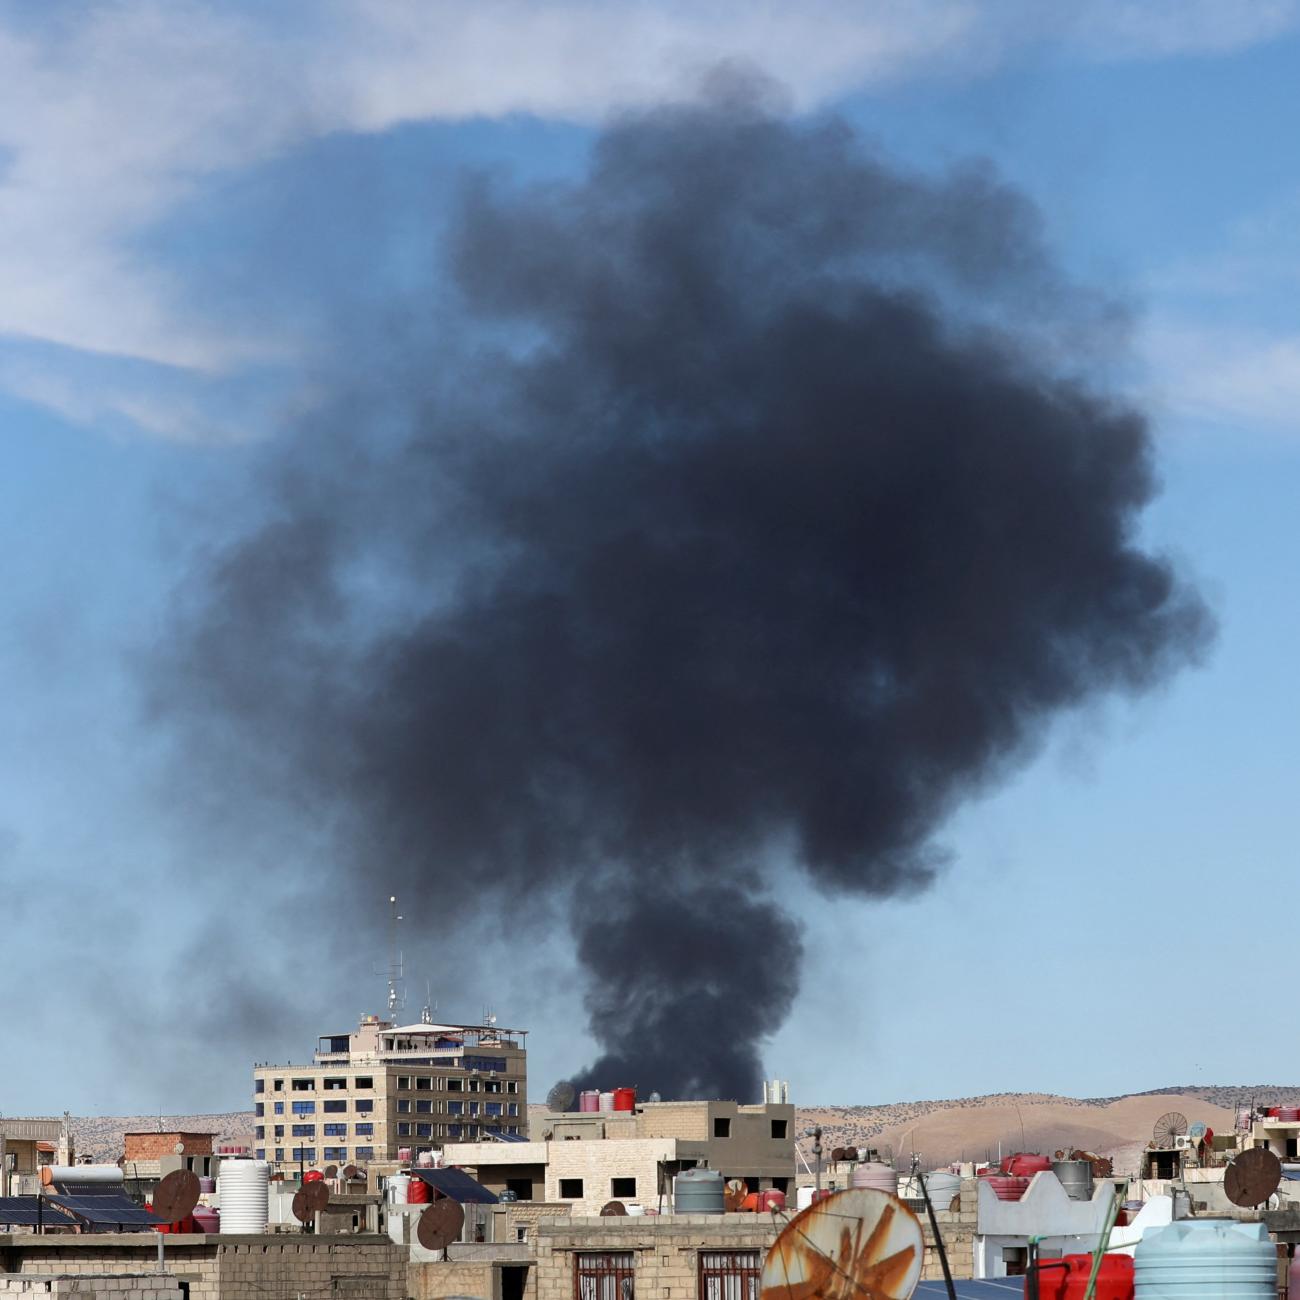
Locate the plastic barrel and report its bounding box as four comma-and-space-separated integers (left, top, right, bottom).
408, 1176, 431, 1204
851, 1163, 900, 1194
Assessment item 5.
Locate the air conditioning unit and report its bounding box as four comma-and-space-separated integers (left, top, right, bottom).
1174, 1135, 1194, 1150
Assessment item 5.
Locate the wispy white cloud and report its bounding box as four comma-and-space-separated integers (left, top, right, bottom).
1, 0, 1297, 436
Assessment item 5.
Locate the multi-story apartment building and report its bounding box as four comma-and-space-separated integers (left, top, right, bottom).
252, 1013, 527, 1169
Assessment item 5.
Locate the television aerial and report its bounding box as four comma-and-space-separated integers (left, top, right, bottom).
760, 1188, 923, 1300
1152, 1112, 1188, 1147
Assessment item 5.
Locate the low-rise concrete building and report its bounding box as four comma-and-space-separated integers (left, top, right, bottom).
455, 1100, 795, 1214
0, 1120, 66, 1197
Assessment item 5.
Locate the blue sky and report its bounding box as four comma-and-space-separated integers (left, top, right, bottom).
3, 2, 1300, 1116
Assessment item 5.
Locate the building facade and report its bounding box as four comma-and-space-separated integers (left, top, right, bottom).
252, 1014, 527, 1169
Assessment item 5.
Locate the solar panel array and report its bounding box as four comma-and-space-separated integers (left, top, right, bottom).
0, 1196, 76, 1227
47, 1195, 163, 1230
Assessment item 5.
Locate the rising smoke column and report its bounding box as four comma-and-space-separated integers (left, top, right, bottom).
155, 85, 1211, 1100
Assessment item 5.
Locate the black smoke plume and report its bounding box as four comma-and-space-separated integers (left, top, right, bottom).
154, 84, 1210, 1101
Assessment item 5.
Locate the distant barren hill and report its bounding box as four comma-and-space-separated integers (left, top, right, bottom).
70, 1113, 255, 1163
795, 1091, 1258, 1174
68, 1086, 1300, 1168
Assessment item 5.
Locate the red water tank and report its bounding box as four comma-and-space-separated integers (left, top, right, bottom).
1031, 1253, 1133, 1300
756, 1190, 787, 1213
1002, 1153, 1051, 1177
408, 1177, 431, 1205
303, 1170, 325, 1183
739, 1192, 760, 1213
192, 1207, 220, 1235
613, 1087, 637, 1112
811, 1189, 833, 1204
987, 1175, 1030, 1201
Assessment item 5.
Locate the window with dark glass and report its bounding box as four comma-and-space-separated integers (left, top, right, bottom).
560, 1179, 584, 1199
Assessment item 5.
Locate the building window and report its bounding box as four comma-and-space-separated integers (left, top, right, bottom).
255, 1102, 264, 1117
713, 1118, 731, 1138
397, 1076, 411, 1090
467, 1124, 479, 1138
447, 1078, 463, 1092
771, 1120, 788, 1140
292, 1101, 316, 1116
274, 1148, 285, 1161
486, 1102, 503, 1117
353, 1076, 374, 1089
354, 1099, 374, 1113
291, 1147, 316, 1162
291, 1078, 315, 1091
575, 1251, 634, 1300
416, 1124, 432, 1137
274, 1102, 284, 1115
324, 1078, 347, 1091
273, 1079, 284, 1091
355, 1123, 373, 1136
469, 1102, 480, 1116
355, 1147, 374, 1159
254, 1080, 265, 1093
507, 1126, 519, 1135
448, 1101, 463, 1116
274, 1126, 284, 1138
611, 1177, 635, 1198
397, 1123, 411, 1137
416, 1077, 432, 1091
485, 1080, 502, 1094
254, 1126, 265, 1139
323, 1147, 347, 1161
559, 1178, 584, 1199
417, 1099, 433, 1114
435, 1077, 446, 1090
699, 1251, 761, 1300
292, 1124, 316, 1137
507, 1082, 518, 1093
507, 1103, 518, 1117
255, 1148, 266, 1160
323, 1099, 346, 1114
398, 1100, 411, 1114
323, 1124, 347, 1138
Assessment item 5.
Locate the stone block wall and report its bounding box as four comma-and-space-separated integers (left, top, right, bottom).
917, 1181, 977, 1280
0, 1276, 184, 1300
536, 1214, 780, 1300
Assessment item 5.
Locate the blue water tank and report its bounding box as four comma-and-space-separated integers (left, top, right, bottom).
1135, 1220, 1276, 1300
673, 1169, 724, 1214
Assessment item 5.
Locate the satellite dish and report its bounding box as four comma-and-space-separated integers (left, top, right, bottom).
1152, 1112, 1189, 1147
293, 1179, 331, 1222
547, 1081, 577, 1113
648, 1092, 662, 1103
724, 1179, 749, 1212
760, 1189, 923, 1300
324, 1164, 338, 1180
416, 1199, 465, 1251
153, 1170, 201, 1224
342, 1165, 360, 1181
601, 1200, 629, 1216
1225, 1149, 1282, 1208
1188, 1122, 1208, 1141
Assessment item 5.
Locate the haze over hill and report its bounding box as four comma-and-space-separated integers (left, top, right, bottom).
64, 1086, 1300, 1166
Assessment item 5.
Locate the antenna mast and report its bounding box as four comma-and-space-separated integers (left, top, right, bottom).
386, 895, 404, 1019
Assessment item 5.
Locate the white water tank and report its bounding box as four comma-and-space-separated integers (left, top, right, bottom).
389, 1173, 411, 1204
217, 1159, 269, 1234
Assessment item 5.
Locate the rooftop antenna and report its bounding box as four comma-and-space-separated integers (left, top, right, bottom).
420, 980, 436, 1025
483, 1005, 497, 1028
380, 895, 404, 1018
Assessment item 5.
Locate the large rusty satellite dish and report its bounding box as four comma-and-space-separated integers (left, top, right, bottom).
761, 1188, 923, 1300
153, 1169, 201, 1224
600, 1199, 629, 1216
416, 1198, 465, 1251
1225, 1148, 1281, 1208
